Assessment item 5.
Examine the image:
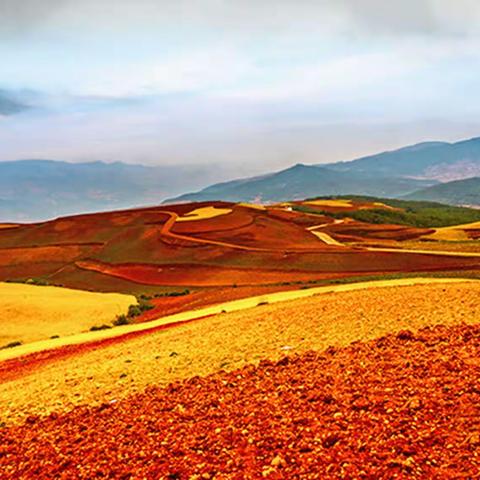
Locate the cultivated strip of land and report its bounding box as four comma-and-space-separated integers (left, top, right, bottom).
0, 277, 476, 363
1, 280, 478, 424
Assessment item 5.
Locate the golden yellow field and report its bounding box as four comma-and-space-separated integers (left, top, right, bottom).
304, 199, 352, 208
176, 206, 232, 221
1, 279, 478, 424
236, 202, 266, 210
310, 229, 345, 246
422, 221, 480, 241
0, 278, 467, 362
0, 283, 135, 346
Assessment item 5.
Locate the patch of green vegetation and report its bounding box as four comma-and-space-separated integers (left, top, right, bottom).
139, 289, 190, 300
295, 196, 480, 228
112, 314, 130, 326
111, 296, 159, 327
1, 341, 23, 349
89, 324, 112, 332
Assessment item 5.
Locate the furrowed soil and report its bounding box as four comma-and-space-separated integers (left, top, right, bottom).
2, 321, 480, 479
0, 281, 478, 426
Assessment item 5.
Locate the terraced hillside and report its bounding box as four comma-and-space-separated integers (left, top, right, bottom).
0, 199, 479, 303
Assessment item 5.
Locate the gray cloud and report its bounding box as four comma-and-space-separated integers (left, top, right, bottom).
0, 90, 29, 115
0, 0, 68, 37
1, 0, 479, 40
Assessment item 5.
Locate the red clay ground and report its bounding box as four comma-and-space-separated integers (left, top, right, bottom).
2, 321, 479, 479
75, 260, 349, 287
0, 200, 478, 302
322, 220, 433, 243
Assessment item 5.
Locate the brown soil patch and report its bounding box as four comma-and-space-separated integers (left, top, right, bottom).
2, 321, 480, 478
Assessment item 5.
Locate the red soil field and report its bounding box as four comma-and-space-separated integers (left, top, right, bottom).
324, 221, 433, 242
0, 200, 478, 295
2, 322, 479, 479
76, 260, 345, 287
136, 284, 300, 321
468, 229, 480, 240
0, 244, 102, 266
188, 214, 325, 249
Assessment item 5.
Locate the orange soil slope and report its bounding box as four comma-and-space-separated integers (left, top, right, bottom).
2, 321, 479, 479
0, 201, 478, 295
75, 260, 347, 286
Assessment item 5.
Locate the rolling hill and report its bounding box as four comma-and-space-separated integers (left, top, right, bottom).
167, 164, 435, 204
405, 177, 480, 207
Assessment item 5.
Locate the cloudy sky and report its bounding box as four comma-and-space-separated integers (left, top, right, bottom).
1, 0, 480, 173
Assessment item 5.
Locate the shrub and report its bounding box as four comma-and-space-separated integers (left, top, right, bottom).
1, 341, 22, 349
113, 314, 129, 326
152, 289, 190, 298
90, 324, 112, 332
128, 305, 143, 317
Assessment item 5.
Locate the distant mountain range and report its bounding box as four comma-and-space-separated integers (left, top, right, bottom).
167, 164, 436, 204
2, 136, 480, 221
405, 177, 480, 207
329, 137, 480, 182
169, 137, 480, 206
0, 160, 233, 221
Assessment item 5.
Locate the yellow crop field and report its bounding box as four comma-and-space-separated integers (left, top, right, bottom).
237, 202, 266, 210
176, 206, 232, 222
1, 279, 478, 423
0, 283, 135, 346
424, 221, 480, 241
304, 199, 352, 208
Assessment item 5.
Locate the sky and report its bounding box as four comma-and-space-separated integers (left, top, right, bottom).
1, 0, 480, 174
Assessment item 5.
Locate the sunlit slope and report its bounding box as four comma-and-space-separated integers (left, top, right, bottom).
3, 321, 480, 478
0, 283, 135, 346
1, 279, 478, 423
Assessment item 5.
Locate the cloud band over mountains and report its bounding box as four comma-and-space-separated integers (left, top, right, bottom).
1, 1, 479, 168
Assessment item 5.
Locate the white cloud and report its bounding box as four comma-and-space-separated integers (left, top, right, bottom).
1, 0, 480, 167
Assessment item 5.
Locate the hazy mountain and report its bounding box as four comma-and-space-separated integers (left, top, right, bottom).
5, 136, 480, 220
0, 160, 231, 222
166, 164, 436, 204
329, 137, 480, 181
405, 177, 480, 207
169, 136, 480, 205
